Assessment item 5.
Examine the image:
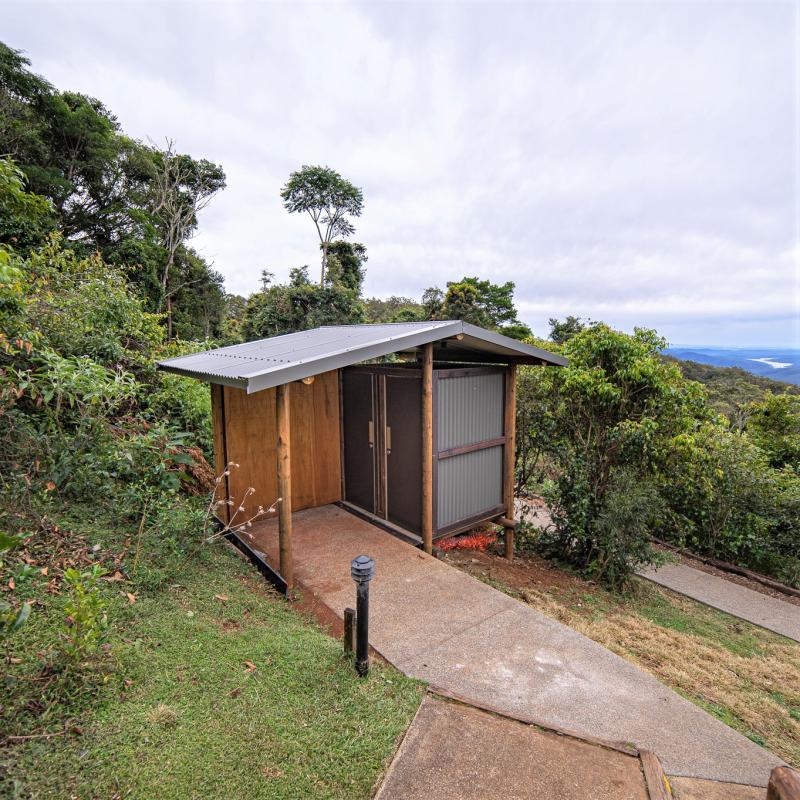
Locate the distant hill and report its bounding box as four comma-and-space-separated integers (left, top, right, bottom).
665, 347, 800, 385
665, 354, 800, 421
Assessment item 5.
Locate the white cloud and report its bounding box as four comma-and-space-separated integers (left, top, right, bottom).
2, 0, 797, 345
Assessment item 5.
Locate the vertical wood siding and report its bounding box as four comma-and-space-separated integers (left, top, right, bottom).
211, 370, 342, 520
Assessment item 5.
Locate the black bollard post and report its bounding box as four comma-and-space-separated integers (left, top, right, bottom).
350, 555, 375, 677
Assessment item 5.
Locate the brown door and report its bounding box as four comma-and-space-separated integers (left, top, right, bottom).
343, 368, 422, 534
385, 374, 422, 533
342, 370, 376, 514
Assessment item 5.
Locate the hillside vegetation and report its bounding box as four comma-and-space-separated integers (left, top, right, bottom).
668, 356, 800, 424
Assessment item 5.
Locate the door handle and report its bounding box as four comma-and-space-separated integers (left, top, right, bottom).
368, 420, 374, 448
386, 426, 392, 455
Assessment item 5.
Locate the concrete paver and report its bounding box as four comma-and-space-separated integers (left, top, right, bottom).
638, 563, 800, 643
375, 695, 649, 800
246, 505, 784, 787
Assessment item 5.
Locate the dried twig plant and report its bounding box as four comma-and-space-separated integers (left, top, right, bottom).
203, 462, 280, 543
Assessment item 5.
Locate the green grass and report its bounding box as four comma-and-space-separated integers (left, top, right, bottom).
2, 503, 424, 799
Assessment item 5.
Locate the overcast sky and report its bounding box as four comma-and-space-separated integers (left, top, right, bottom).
4, 0, 798, 346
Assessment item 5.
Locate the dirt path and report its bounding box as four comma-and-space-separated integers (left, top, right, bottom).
638, 563, 800, 643
246, 505, 784, 787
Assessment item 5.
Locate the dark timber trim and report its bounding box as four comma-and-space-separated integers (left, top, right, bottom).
434, 504, 508, 539
213, 516, 289, 597
337, 501, 422, 547
437, 436, 508, 460
338, 368, 346, 501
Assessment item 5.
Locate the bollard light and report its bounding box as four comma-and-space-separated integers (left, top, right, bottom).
351, 554, 375, 584
350, 555, 375, 676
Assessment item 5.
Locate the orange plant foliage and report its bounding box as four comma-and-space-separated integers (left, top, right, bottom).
437, 531, 497, 552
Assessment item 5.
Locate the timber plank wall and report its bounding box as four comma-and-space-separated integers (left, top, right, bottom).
212, 370, 342, 522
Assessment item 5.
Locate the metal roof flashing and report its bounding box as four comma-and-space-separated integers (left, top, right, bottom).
157, 321, 566, 393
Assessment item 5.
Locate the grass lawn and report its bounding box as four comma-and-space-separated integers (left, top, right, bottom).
445, 547, 800, 767
1, 504, 424, 800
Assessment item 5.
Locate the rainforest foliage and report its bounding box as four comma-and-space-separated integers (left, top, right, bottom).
516, 320, 800, 589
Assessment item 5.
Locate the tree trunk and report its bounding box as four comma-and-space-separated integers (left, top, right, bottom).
320, 240, 328, 286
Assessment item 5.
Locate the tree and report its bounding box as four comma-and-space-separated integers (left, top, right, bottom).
280, 165, 363, 285
0, 42, 229, 341
520, 324, 705, 588
0, 157, 56, 251
548, 315, 588, 345
498, 322, 533, 341
423, 276, 523, 331
149, 140, 225, 339
219, 293, 247, 344
365, 295, 424, 323
242, 265, 364, 340
325, 241, 367, 292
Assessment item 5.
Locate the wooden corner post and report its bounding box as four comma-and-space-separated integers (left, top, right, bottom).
421, 343, 434, 554
503, 363, 518, 559
276, 382, 293, 589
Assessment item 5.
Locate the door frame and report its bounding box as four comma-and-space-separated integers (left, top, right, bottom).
341, 365, 422, 529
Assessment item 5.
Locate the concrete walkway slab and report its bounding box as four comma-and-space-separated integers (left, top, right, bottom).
375, 695, 649, 800
245, 505, 784, 787
638, 563, 800, 643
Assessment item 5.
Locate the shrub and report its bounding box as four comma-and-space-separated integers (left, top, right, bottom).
659, 424, 800, 586
517, 324, 702, 588
0, 237, 214, 504
60, 565, 108, 663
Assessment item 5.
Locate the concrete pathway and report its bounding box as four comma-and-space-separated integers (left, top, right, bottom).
375, 694, 650, 800
246, 505, 784, 787
638, 563, 800, 643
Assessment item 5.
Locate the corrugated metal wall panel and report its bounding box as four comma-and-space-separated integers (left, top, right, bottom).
437, 372, 504, 450
437, 445, 503, 528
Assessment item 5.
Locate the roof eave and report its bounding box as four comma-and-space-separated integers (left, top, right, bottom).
157, 363, 248, 390
458, 322, 568, 367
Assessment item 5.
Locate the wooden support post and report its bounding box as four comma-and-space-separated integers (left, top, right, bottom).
639, 752, 672, 800
276, 382, 293, 589
769, 766, 800, 800
503, 363, 518, 559
421, 343, 434, 554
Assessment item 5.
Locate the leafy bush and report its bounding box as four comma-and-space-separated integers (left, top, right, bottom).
746, 393, 800, 471
0, 236, 215, 507
658, 424, 800, 585
60, 565, 108, 663
518, 324, 702, 588
0, 531, 31, 656
518, 323, 800, 589
540, 469, 667, 587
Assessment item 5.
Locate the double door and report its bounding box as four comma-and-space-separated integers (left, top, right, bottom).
342, 368, 422, 534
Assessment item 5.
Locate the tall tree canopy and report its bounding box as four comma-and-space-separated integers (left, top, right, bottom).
0, 41, 227, 341
423, 276, 531, 339
280, 165, 363, 286
148, 140, 226, 338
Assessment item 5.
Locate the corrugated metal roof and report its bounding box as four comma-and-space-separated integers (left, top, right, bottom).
157, 321, 567, 393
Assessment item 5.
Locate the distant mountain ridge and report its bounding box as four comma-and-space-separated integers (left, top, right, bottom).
665, 347, 800, 386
